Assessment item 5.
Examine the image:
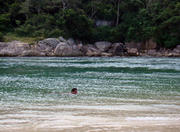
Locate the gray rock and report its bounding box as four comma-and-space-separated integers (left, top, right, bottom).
175, 45, 180, 50
38, 38, 60, 49
54, 42, 83, 56
35, 43, 53, 53
67, 38, 76, 46
82, 44, 101, 56
101, 52, 112, 57
95, 41, 112, 52
59, 36, 67, 43
108, 43, 126, 56
21, 50, 46, 56
54, 42, 71, 56
173, 45, 180, 53
127, 48, 139, 56
0, 41, 30, 56
147, 50, 157, 56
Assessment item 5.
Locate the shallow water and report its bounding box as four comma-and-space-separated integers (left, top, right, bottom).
0, 57, 180, 132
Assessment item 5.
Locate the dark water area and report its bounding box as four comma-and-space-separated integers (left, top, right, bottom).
0, 57, 180, 132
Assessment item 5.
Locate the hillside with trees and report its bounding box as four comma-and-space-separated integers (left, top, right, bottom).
0, 0, 179, 48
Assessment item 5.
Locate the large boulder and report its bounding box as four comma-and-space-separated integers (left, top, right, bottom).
173, 45, 180, 53
108, 43, 126, 56
54, 42, 83, 56
36, 38, 60, 54
127, 48, 139, 56
95, 41, 112, 52
0, 41, 30, 56
67, 38, 76, 46
54, 42, 72, 56
58, 36, 67, 43
38, 38, 60, 49
82, 44, 101, 56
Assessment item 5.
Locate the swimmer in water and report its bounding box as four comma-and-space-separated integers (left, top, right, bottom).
71, 88, 77, 94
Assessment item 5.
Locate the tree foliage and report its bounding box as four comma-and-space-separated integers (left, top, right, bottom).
0, 0, 179, 48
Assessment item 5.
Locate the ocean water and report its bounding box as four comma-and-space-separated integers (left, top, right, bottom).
0, 57, 180, 132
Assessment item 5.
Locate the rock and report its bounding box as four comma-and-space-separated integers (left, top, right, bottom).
77, 43, 83, 51
82, 44, 94, 53
176, 45, 180, 50
101, 52, 112, 57
38, 38, 60, 49
54, 42, 71, 56
108, 43, 126, 56
86, 48, 101, 56
0, 41, 30, 56
82, 44, 101, 56
95, 41, 112, 52
35, 38, 61, 55
127, 48, 139, 56
0, 42, 7, 49
21, 50, 46, 57
67, 38, 76, 46
54, 42, 83, 56
71, 44, 84, 56
147, 50, 157, 56
35, 43, 53, 53
173, 45, 180, 53
146, 49, 165, 57
59, 36, 67, 43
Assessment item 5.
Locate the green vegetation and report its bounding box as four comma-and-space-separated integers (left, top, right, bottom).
0, 0, 179, 48
3, 33, 43, 43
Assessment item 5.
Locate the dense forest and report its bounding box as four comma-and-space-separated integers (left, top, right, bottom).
0, 0, 179, 48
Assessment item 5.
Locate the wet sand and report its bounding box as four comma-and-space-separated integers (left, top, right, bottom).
1, 103, 180, 132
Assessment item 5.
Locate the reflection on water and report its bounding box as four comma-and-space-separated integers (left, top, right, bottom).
0, 57, 180, 132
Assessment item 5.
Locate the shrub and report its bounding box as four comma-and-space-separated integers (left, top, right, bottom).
64, 9, 94, 42
45, 29, 65, 38
0, 14, 12, 32
0, 32, 4, 41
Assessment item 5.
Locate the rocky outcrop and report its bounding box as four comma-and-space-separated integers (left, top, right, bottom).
141, 45, 180, 57
38, 38, 60, 49
54, 42, 83, 56
127, 48, 139, 56
0, 37, 179, 57
108, 43, 126, 56
173, 45, 180, 54
0, 41, 30, 56
83, 44, 101, 56
34, 38, 60, 56
95, 41, 112, 52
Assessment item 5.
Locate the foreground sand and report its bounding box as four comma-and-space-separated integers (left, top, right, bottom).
1, 103, 180, 132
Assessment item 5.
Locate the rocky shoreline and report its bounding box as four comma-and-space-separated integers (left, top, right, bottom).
0, 37, 180, 57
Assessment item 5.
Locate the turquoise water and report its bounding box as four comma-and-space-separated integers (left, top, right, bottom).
0, 57, 180, 131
